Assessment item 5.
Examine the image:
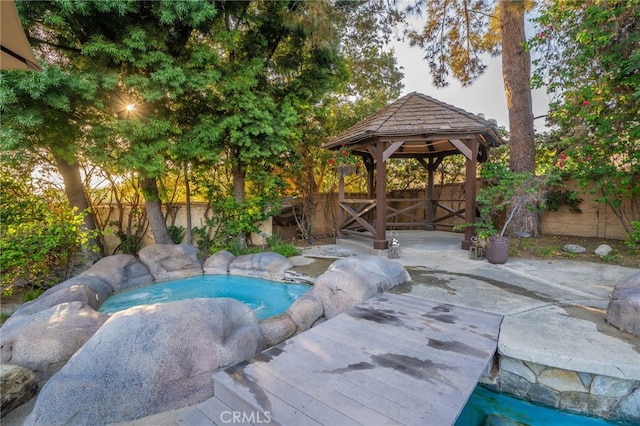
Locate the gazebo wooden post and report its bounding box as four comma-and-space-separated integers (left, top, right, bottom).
426, 157, 435, 231
462, 138, 479, 250
373, 139, 388, 249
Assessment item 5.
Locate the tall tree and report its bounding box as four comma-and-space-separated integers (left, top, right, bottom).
282, 0, 405, 240
405, 0, 538, 234
15, 0, 224, 245
500, 0, 535, 173
0, 64, 105, 256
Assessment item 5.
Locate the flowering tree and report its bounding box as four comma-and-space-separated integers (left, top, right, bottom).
531, 0, 640, 235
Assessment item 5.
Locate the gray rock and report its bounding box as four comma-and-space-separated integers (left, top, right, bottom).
203, 250, 235, 275
0, 364, 38, 416
138, 244, 203, 282
605, 272, 640, 337
595, 244, 613, 257
81, 254, 153, 292
0, 302, 109, 382
10, 277, 112, 319
260, 313, 297, 347
563, 244, 586, 254
25, 298, 264, 426
286, 294, 324, 332
610, 387, 640, 423
228, 252, 294, 281
312, 256, 410, 319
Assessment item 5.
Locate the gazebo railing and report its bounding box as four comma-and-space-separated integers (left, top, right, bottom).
431, 198, 466, 228
338, 198, 377, 238
338, 196, 467, 238
386, 198, 428, 229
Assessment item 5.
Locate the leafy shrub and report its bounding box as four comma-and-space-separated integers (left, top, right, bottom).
265, 233, 300, 257
1, 204, 95, 294
168, 225, 185, 244
626, 221, 640, 249
1, 173, 96, 294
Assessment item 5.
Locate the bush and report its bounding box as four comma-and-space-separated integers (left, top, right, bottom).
266, 234, 300, 257
1, 204, 95, 294
1, 173, 96, 294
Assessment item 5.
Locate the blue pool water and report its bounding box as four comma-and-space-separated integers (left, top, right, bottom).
98, 275, 310, 320
457, 385, 621, 425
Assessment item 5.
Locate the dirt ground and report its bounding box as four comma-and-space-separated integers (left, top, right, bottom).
507, 234, 639, 269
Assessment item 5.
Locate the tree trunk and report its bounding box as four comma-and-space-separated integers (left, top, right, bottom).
500, 0, 536, 172
184, 163, 192, 245
231, 158, 247, 248
500, 0, 539, 236
140, 176, 173, 244
53, 152, 105, 257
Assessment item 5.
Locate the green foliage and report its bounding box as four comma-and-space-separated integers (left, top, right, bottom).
627, 222, 640, 249
24, 289, 44, 303
474, 163, 546, 237
531, 1, 640, 236
405, 0, 501, 87
1, 173, 95, 293
545, 189, 583, 213
265, 234, 300, 258
110, 219, 145, 255
168, 225, 185, 244
192, 225, 215, 258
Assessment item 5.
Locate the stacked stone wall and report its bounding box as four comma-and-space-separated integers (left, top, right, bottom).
480, 356, 640, 423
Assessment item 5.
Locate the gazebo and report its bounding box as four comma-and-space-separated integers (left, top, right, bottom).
322, 92, 503, 250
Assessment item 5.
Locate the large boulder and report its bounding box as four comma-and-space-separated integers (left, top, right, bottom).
260, 313, 297, 347
0, 364, 38, 416
228, 252, 294, 281
286, 294, 324, 332
9, 276, 112, 320
606, 272, 640, 337
81, 254, 153, 293
203, 250, 236, 275
312, 256, 410, 319
0, 302, 109, 382
25, 298, 264, 426
138, 244, 203, 282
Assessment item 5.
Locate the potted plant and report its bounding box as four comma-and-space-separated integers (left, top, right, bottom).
474, 163, 545, 264
329, 146, 361, 177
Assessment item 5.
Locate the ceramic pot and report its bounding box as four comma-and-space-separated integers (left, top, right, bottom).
486, 235, 510, 264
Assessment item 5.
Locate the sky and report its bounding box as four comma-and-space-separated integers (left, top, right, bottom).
391, 17, 551, 133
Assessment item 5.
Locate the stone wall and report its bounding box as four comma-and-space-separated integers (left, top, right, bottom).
480, 355, 640, 423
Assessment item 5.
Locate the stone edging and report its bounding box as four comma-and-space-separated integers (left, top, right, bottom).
479, 355, 640, 423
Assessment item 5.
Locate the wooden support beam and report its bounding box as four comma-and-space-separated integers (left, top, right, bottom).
383, 141, 404, 162
450, 139, 472, 160
462, 138, 479, 250
374, 139, 388, 249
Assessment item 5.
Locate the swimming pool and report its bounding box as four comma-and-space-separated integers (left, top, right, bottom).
457, 385, 621, 425
98, 275, 310, 320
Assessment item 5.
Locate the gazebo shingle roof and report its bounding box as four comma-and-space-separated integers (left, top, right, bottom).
323, 92, 503, 151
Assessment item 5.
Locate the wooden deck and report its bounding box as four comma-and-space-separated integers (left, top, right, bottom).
177, 293, 502, 426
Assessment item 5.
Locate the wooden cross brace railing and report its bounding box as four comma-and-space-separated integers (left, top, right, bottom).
386, 198, 428, 228
339, 199, 377, 236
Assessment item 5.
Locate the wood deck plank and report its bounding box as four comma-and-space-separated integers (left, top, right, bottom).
211, 293, 502, 426
247, 337, 452, 425
218, 362, 379, 425
280, 325, 471, 416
